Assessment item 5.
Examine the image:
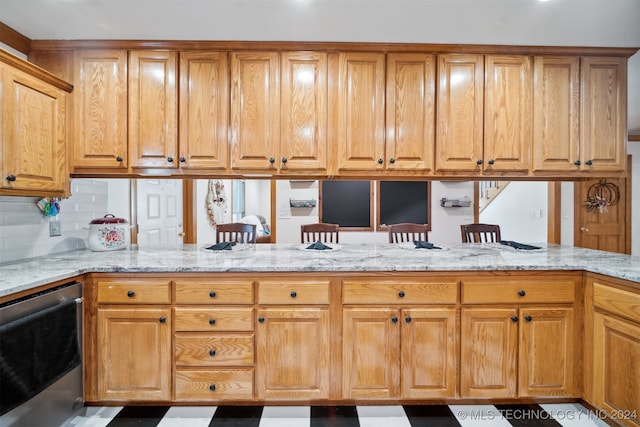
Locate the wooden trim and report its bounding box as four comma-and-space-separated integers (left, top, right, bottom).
28, 39, 640, 57
473, 182, 480, 223
629, 134, 640, 142
0, 48, 73, 92
548, 182, 562, 244
270, 179, 277, 242
625, 155, 632, 255
182, 180, 196, 243
0, 22, 31, 55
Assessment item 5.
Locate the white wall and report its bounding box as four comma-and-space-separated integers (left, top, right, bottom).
630, 142, 640, 255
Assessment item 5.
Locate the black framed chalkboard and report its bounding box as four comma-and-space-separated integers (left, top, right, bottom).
319, 181, 373, 230
377, 181, 430, 229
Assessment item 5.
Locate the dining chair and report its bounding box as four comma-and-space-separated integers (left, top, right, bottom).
388, 223, 429, 243
460, 223, 501, 243
301, 223, 339, 244
216, 223, 257, 244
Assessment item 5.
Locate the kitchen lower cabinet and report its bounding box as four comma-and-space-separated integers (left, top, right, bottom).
255, 279, 331, 400
460, 276, 578, 398
342, 279, 458, 399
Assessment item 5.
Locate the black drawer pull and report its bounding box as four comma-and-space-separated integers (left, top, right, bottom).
258, 317, 265, 323
209, 349, 216, 357
511, 316, 519, 323
159, 317, 166, 323
127, 290, 135, 298
524, 315, 532, 322
405, 316, 412, 323
398, 291, 405, 298
391, 316, 398, 323
290, 291, 297, 298
209, 318, 216, 325
209, 291, 216, 298
116, 156, 123, 162
517, 290, 526, 297
209, 384, 216, 392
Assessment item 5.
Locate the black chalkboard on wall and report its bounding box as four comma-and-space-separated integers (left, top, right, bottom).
320, 181, 372, 230
378, 181, 429, 228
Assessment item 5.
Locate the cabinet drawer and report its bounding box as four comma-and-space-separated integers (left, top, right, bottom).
594, 283, 640, 323
462, 279, 575, 304
257, 279, 330, 305
174, 308, 253, 331
175, 280, 254, 304
97, 280, 171, 304
175, 334, 254, 366
342, 279, 457, 304
175, 369, 253, 400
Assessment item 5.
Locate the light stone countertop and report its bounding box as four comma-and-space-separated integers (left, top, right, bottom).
1, 242, 639, 298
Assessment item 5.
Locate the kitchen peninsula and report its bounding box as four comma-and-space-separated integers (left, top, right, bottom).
1, 243, 639, 426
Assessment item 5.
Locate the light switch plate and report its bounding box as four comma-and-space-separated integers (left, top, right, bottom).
49, 220, 62, 237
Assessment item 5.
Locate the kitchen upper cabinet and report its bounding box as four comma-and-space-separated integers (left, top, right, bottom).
279, 51, 328, 173
580, 57, 627, 173
436, 54, 484, 172
1, 61, 69, 196
532, 56, 580, 172
483, 55, 532, 173
72, 50, 128, 170
179, 51, 229, 170
334, 52, 386, 172
385, 53, 435, 173
129, 50, 178, 169
230, 51, 280, 171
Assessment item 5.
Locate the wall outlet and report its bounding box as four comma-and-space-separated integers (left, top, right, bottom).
49, 220, 62, 237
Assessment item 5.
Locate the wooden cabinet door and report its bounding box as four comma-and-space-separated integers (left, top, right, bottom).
532, 56, 580, 172
461, 307, 518, 398
256, 308, 330, 400
386, 53, 435, 172
335, 52, 385, 171
484, 55, 532, 172
280, 51, 328, 172
580, 57, 627, 173
401, 308, 456, 399
519, 307, 576, 397
593, 313, 640, 427
230, 52, 280, 171
97, 308, 171, 401
129, 50, 178, 169
2, 66, 67, 194
436, 54, 484, 171
342, 308, 400, 399
179, 51, 229, 170
73, 50, 127, 169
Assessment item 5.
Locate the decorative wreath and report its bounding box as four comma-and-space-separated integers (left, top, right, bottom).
584, 180, 619, 214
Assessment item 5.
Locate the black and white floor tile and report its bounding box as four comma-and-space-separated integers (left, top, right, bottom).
66, 403, 611, 427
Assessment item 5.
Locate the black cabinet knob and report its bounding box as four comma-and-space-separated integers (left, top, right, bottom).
574, 160, 581, 166
389, 158, 396, 164
517, 290, 526, 297
377, 158, 384, 164
281, 157, 288, 164
511, 316, 519, 323
209, 349, 217, 357
6, 174, 16, 182
405, 316, 412, 323
167, 156, 174, 163
258, 316, 265, 323
209, 384, 216, 392
488, 159, 495, 165
524, 315, 532, 322
127, 290, 135, 298
398, 291, 405, 298
209, 318, 216, 325
586, 159, 593, 166
391, 316, 398, 323
209, 291, 216, 298
159, 317, 166, 323
179, 156, 186, 163
269, 157, 276, 164
476, 159, 483, 165
290, 291, 297, 298
116, 156, 123, 162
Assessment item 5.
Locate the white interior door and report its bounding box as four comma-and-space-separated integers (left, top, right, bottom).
135, 179, 184, 246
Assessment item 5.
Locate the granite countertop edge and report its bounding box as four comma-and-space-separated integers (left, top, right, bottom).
1, 243, 639, 298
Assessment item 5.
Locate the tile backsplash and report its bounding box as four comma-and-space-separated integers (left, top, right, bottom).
0, 179, 109, 263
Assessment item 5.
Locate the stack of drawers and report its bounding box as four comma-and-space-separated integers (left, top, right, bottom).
174, 279, 255, 401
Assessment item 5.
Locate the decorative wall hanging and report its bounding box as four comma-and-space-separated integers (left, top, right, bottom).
206, 180, 227, 226
584, 179, 620, 214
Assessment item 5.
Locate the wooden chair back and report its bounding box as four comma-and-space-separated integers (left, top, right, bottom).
460, 223, 501, 243
301, 223, 339, 244
388, 223, 429, 243
216, 223, 257, 244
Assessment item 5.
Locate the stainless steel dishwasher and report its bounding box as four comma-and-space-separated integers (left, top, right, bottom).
0, 281, 83, 427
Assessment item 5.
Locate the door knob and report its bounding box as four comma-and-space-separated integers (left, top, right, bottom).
580, 227, 589, 232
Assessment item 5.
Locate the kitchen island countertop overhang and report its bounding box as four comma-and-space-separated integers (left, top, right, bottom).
2, 242, 639, 298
